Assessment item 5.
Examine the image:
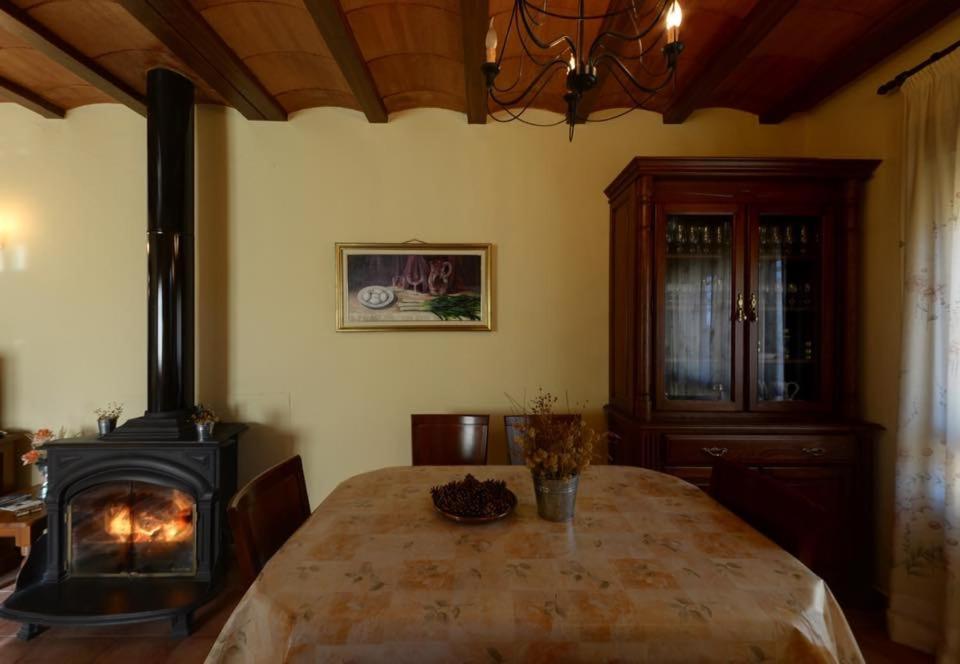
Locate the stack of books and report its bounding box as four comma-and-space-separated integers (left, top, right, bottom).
0, 492, 44, 517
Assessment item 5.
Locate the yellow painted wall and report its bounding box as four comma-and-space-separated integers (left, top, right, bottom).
0, 12, 958, 592
0, 105, 803, 489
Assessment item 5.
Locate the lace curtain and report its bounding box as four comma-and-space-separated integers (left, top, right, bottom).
664, 255, 732, 400
888, 49, 960, 662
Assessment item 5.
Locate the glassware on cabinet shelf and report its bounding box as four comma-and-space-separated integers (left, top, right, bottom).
756, 214, 823, 404
675, 222, 687, 252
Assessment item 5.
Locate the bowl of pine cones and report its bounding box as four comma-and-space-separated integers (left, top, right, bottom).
430, 474, 517, 524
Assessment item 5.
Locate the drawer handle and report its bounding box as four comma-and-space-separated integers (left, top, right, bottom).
702, 447, 729, 458
802, 447, 826, 457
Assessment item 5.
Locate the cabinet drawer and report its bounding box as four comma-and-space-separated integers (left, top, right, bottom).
664, 466, 713, 489
664, 435, 856, 466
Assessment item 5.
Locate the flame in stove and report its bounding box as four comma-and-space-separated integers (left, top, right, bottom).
104, 490, 194, 543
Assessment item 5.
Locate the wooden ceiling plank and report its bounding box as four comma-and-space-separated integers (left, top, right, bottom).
460, 0, 488, 124
661, 0, 800, 125
302, 0, 388, 123
0, 75, 65, 118
118, 0, 286, 121
759, 1, 960, 124
0, 1, 146, 116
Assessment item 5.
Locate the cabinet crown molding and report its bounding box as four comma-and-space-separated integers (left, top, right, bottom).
604, 157, 881, 201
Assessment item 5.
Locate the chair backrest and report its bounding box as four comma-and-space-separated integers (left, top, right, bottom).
504, 414, 582, 466
411, 414, 489, 465
709, 458, 827, 570
228, 455, 311, 585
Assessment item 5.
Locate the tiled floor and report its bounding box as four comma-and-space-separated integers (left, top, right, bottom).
0, 570, 244, 664
0, 570, 937, 664
845, 607, 935, 664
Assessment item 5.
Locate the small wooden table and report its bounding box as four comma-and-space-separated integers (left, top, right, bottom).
0, 486, 46, 558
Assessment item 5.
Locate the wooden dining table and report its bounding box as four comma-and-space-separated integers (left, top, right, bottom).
206, 465, 863, 663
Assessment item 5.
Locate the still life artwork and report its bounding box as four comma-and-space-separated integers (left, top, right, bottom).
336, 243, 492, 331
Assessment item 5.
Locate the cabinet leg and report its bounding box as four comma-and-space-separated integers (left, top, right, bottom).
16, 623, 46, 641
171, 611, 193, 638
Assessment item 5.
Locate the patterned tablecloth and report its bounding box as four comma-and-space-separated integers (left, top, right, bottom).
207, 465, 863, 663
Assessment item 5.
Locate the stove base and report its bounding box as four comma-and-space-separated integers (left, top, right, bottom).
0, 536, 217, 640
2, 576, 214, 639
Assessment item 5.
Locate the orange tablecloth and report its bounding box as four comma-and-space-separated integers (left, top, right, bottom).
207, 465, 862, 663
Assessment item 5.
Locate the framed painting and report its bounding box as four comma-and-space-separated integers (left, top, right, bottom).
336, 243, 493, 331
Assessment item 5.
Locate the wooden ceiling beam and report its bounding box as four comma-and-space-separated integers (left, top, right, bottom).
302, 0, 387, 123
0, 75, 64, 118
118, 0, 286, 121
760, 1, 960, 124
661, 0, 800, 125
460, 0, 488, 124
0, 1, 145, 116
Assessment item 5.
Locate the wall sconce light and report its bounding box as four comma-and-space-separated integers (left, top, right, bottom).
0, 214, 10, 251
0, 209, 27, 272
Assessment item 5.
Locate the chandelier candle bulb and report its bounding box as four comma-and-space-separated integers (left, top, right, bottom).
485, 18, 497, 63
666, 1, 683, 44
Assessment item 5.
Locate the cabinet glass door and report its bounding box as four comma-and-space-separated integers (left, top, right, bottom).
657, 210, 742, 410
751, 213, 833, 410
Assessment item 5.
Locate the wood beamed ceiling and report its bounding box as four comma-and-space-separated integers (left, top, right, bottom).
0, 0, 955, 124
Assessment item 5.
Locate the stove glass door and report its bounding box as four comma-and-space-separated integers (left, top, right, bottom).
68, 481, 197, 577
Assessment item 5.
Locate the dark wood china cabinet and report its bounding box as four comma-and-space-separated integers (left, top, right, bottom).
604, 158, 880, 598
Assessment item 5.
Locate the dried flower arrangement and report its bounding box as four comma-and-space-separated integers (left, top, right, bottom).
20, 427, 56, 467
191, 404, 219, 425
94, 402, 124, 421
509, 389, 603, 480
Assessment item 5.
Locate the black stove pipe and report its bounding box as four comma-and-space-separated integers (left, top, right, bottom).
108, 69, 195, 440
147, 68, 195, 415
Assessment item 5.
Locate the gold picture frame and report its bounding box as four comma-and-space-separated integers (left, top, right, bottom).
336, 243, 493, 331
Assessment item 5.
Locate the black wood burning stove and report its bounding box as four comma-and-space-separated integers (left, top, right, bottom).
0, 69, 244, 639
2, 432, 241, 639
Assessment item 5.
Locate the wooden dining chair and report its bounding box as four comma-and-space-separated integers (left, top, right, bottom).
411, 414, 489, 465
504, 414, 582, 465
709, 458, 827, 570
228, 455, 311, 586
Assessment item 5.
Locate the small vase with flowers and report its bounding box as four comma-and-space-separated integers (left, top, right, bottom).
510, 390, 603, 522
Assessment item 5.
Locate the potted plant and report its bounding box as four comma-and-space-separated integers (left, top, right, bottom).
192, 404, 219, 441
94, 402, 124, 436
511, 390, 602, 521
21, 428, 55, 498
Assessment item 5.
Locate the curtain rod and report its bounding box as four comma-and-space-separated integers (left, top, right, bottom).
878, 38, 960, 95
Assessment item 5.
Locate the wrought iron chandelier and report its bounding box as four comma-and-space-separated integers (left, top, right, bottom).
482, 0, 684, 140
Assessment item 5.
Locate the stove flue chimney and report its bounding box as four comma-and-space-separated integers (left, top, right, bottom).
108, 68, 195, 440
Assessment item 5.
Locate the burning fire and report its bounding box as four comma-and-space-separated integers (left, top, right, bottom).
104, 490, 194, 543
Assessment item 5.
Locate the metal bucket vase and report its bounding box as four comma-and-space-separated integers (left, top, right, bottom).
533, 474, 580, 522
97, 418, 117, 436
196, 422, 215, 441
